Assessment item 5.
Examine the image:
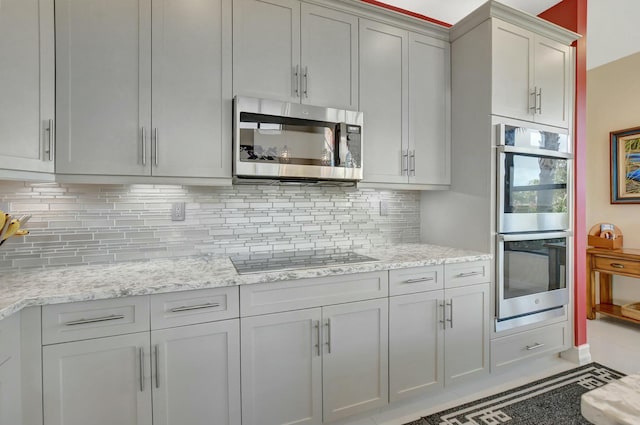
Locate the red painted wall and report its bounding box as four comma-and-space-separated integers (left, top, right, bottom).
539, 0, 588, 348
360, 0, 452, 27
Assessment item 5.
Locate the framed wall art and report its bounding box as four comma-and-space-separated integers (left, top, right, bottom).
611, 126, 640, 203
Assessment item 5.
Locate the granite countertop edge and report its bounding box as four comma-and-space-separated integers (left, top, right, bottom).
0, 244, 492, 321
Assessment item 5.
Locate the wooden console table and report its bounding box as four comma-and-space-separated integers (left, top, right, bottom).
587, 247, 640, 323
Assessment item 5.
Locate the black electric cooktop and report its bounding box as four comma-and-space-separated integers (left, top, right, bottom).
229, 249, 379, 274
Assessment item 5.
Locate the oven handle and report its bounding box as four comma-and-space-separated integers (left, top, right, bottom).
499, 231, 572, 242
497, 145, 573, 159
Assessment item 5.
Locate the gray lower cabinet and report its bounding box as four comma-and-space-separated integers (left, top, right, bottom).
389, 262, 491, 402
241, 298, 388, 425
0, 313, 22, 425
0, 0, 55, 177
42, 333, 153, 425
41, 289, 241, 425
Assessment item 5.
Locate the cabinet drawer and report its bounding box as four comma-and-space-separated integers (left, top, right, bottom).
491, 322, 568, 371
445, 260, 490, 288
593, 256, 640, 275
240, 271, 388, 316
150, 286, 239, 330
389, 265, 443, 295
42, 297, 150, 345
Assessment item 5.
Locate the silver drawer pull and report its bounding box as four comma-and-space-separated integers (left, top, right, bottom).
456, 271, 481, 278
404, 277, 435, 284
610, 263, 625, 269
64, 314, 125, 326
169, 302, 220, 313
526, 343, 545, 351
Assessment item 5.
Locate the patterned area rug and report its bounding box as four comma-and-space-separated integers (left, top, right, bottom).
405, 363, 625, 425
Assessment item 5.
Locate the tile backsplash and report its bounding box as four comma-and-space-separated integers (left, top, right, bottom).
0, 182, 420, 270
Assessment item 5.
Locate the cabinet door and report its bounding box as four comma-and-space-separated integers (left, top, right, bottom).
0, 0, 54, 174
359, 19, 408, 184
491, 20, 534, 122
55, 0, 152, 176
389, 291, 444, 402
151, 320, 240, 425
241, 309, 322, 425
233, 0, 301, 102
151, 0, 231, 178
0, 314, 22, 425
408, 33, 451, 186
534, 36, 571, 128
42, 333, 152, 425
444, 283, 490, 386
300, 3, 358, 110
322, 298, 388, 422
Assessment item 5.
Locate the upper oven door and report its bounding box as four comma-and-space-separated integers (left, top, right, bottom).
497, 149, 571, 233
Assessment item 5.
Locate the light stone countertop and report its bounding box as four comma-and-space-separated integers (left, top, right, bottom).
0, 243, 491, 321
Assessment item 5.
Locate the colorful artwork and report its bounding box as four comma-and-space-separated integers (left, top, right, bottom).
610, 127, 640, 203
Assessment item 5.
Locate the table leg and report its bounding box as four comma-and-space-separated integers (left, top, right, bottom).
587, 254, 596, 320
599, 273, 613, 305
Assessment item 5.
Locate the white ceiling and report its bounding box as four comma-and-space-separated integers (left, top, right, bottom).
378, 0, 640, 70
377, 0, 562, 26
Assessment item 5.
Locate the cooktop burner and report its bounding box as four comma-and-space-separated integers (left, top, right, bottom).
230, 249, 379, 274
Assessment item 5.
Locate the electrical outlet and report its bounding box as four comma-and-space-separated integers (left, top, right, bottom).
171, 202, 186, 221
380, 200, 389, 216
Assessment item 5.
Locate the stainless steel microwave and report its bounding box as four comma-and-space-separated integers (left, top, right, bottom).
233, 96, 363, 182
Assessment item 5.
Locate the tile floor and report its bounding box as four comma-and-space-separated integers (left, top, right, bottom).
340, 316, 640, 425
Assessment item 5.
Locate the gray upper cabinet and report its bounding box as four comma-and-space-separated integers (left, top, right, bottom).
233, 0, 358, 110
55, 0, 151, 176
359, 19, 408, 185
0, 0, 55, 178
492, 19, 571, 129
360, 19, 450, 188
56, 0, 231, 180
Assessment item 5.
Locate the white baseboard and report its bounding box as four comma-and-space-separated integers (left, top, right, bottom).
561, 344, 592, 365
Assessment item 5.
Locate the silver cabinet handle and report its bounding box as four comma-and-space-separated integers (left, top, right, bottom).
141, 127, 147, 166
401, 150, 409, 176
139, 347, 145, 392
529, 86, 537, 112
154, 344, 160, 389
153, 128, 159, 166
404, 277, 435, 284
439, 301, 446, 330
314, 321, 320, 356
293, 65, 300, 97
169, 302, 220, 313
456, 271, 481, 278
409, 150, 416, 176
64, 314, 125, 326
325, 319, 332, 354
611, 263, 625, 269
536, 87, 542, 114
446, 299, 453, 328
302, 66, 308, 98
45, 119, 54, 161
526, 342, 545, 351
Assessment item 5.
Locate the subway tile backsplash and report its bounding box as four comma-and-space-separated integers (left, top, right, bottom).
0, 182, 420, 270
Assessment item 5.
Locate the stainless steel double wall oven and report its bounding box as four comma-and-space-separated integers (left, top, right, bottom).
495, 122, 572, 331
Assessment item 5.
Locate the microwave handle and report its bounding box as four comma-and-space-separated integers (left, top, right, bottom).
338, 123, 347, 165
499, 231, 572, 242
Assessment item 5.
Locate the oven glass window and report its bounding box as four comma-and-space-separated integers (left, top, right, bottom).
504, 125, 569, 153
503, 237, 566, 300
238, 112, 361, 168
503, 153, 568, 214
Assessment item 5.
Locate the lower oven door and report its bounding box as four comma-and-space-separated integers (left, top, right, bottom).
497, 231, 571, 321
